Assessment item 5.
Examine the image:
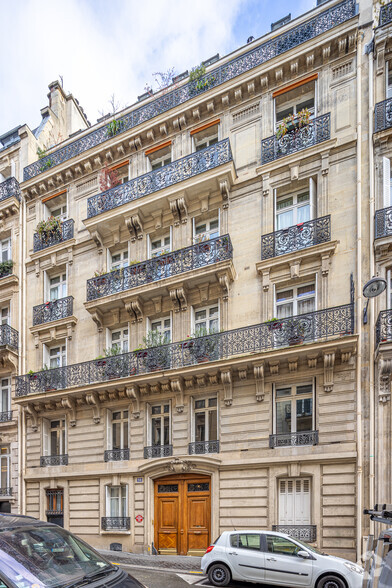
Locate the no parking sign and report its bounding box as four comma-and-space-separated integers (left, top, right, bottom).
135, 514, 143, 523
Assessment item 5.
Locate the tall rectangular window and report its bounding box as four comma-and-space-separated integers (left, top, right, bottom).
387, 61, 392, 99
194, 398, 218, 442
0, 307, 9, 326
148, 146, 172, 171
194, 305, 219, 335
276, 283, 315, 319
150, 234, 171, 258
0, 238, 11, 262
275, 384, 313, 435
106, 485, 127, 518
46, 344, 66, 369
110, 328, 129, 353
275, 80, 315, 127
0, 379, 10, 413
110, 410, 129, 450
150, 317, 171, 343
49, 273, 67, 300
111, 249, 128, 270
151, 404, 170, 447
193, 124, 219, 151
49, 419, 66, 456
0, 445, 10, 489
193, 218, 219, 243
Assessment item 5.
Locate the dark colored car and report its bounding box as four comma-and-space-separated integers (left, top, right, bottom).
0, 514, 145, 588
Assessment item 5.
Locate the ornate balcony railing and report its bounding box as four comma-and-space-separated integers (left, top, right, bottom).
269, 430, 319, 448
0, 325, 18, 350
101, 517, 130, 531
0, 177, 20, 202
261, 216, 331, 259
33, 296, 74, 326
23, 0, 356, 182
144, 445, 173, 459
0, 411, 12, 423
376, 310, 392, 347
0, 262, 13, 279
33, 219, 74, 253
0, 487, 12, 497
189, 440, 219, 455
272, 525, 317, 543
104, 448, 130, 462
261, 114, 331, 164
40, 455, 68, 467
375, 206, 392, 239
87, 235, 232, 300
375, 98, 392, 133
16, 303, 354, 397
379, 2, 392, 27
87, 140, 233, 218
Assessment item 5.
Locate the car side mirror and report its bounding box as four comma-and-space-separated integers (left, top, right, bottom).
297, 550, 311, 559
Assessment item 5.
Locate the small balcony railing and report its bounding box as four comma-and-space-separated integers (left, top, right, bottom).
375, 206, 392, 239
272, 525, 317, 543
261, 114, 330, 165
375, 98, 392, 133
144, 445, 173, 459
261, 216, 331, 259
379, 2, 392, 27
0, 177, 20, 202
40, 455, 68, 467
87, 235, 233, 301
269, 430, 319, 448
87, 139, 233, 218
189, 440, 219, 455
0, 411, 12, 423
104, 448, 130, 462
33, 219, 74, 253
0, 487, 12, 497
0, 325, 18, 350
376, 310, 392, 347
16, 303, 354, 397
33, 296, 74, 326
101, 517, 130, 531
0, 262, 13, 279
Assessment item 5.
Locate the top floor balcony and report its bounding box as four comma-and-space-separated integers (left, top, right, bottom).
375, 99, 392, 134
0, 177, 20, 202
378, 2, 392, 27
22, 0, 357, 182
33, 219, 74, 253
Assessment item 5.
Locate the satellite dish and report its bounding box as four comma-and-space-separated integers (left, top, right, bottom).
363, 277, 387, 299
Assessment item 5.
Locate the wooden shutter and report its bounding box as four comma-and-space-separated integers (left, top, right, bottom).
309, 177, 317, 219
294, 479, 311, 525
383, 158, 391, 208
42, 418, 49, 456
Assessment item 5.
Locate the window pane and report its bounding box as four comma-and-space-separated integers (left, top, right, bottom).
209, 410, 217, 441
277, 210, 293, 230
277, 302, 293, 319
266, 535, 300, 556
276, 387, 291, 398
276, 290, 293, 302
195, 400, 205, 409
112, 422, 121, 449
123, 421, 128, 449
298, 297, 315, 314
151, 405, 161, 415
297, 204, 310, 223
298, 284, 315, 297
163, 416, 169, 445
296, 384, 313, 396
238, 534, 261, 550
152, 418, 161, 445
296, 398, 312, 432
276, 400, 291, 434
195, 413, 206, 442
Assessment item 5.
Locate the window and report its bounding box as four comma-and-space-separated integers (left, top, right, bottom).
193, 125, 219, 151
150, 404, 170, 447
106, 485, 128, 518
387, 269, 392, 309
0, 307, 9, 326
150, 316, 171, 343
111, 249, 128, 270
275, 80, 315, 126
46, 192, 67, 221
276, 283, 315, 319
150, 234, 171, 258
230, 533, 261, 550
279, 478, 311, 526
148, 146, 172, 171
110, 328, 129, 353
193, 217, 219, 243
46, 344, 67, 369
108, 410, 129, 450
51, 204, 67, 221
194, 305, 219, 335
266, 534, 302, 557
383, 157, 392, 208
387, 61, 392, 99
0, 379, 10, 414
0, 238, 11, 262
194, 398, 218, 442
49, 419, 66, 456
275, 384, 313, 435
0, 445, 10, 489
49, 273, 67, 300
276, 179, 316, 230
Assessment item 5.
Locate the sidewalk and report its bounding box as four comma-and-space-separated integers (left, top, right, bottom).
99, 548, 202, 572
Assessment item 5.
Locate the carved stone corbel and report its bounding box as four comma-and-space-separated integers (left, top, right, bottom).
91, 310, 103, 333
25, 404, 38, 432
323, 351, 335, 393
221, 370, 232, 406
61, 397, 76, 427
85, 392, 101, 424
170, 289, 181, 313
379, 358, 392, 402
219, 180, 230, 209
125, 298, 143, 323
253, 363, 264, 402
125, 215, 143, 241
126, 385, 141, 418
171, 378, 185, 413
169, 199, 181, 226
218, 271, 230, 301
177, 197, 188, 223
91, 231, 103, 253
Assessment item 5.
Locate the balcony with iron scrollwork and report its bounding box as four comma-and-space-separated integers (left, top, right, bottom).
104, 448, 130, 462
40, 455, 68, 467
374, 99, 392, 134
261, 216, 331, 259
0, 177, 20, 202
376, 310, 392, 348
22, 0, 356, 182
0, 411, 12, 423
189, 440, 219, 455
261, 114, 331, 165
101, 517, 130, 531
272, 525, 317, 543
269, 430, 319, 448
0, 324, 18, 351
0, 487, 12, 497
16, 303, 354, 398
86, 139, 233, 219
144, 445, 173, 459
378, 1, 392, 27
375, 206, 392, 242
33, 296, 74, 326
33, 219, 74, 253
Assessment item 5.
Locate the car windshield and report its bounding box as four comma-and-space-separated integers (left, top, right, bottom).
293, 538, 325, 555
0, 524, 113, 588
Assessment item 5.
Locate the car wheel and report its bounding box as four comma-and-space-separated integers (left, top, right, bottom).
317, 575, 346, 588
208, 563, 231, 586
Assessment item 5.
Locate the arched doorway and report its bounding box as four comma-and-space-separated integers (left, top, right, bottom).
154, 473, 211, 555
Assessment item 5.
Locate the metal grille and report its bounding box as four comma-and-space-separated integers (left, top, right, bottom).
0, 487, 12, 497
104, 448, 130, 462
0, 325, 18, 350
40, 455, 68, 467
269, 431, 319, 448
375, 206, 392, 239
261, 216, 331, 259
33, 219, 74, 253
87, 235, 232, 300
23, 0, 356, 182
375, 98, 392, 133
272, 525, 317, 543
33, 296, 74, 326
188, 483, 210, 492
188, 440, 219, 455
261, 114, 330, 164
144, 445, 173, 459
0, 177, 20, 202
0, 411, 12, 423
46, 489, 63, 515
16, 303, 354, 397
376, 310, 392, 347
101, 517, 130, 531
158, 484, 178, 493
379, 2, 392, 27
87, 140, 233, 218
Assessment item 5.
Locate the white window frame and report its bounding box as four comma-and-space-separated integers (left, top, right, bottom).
148, 230, 172, 258
0, 445, 11, 489
148, 146, 172, 171
0, 305, 9, 326
278, 478, 311, 526
147, 402, 171, 447
42, 417, 67, 457
44, 343, 67, 369
192, 304, 220, 335
387, 269, 392, 310
48, 273, 67, 301
383, 157, 391, 209
274, 80, 316, 128
149, 315, 172, 343
45, 192, 68, 222
0, 378, 10, 413
108, 327, 129, 353
192, 215, 220, 243
107, 408, 129, 450
0, 238, 11, 263
387, 61, 392, 99
110, 249, 129, 270
193, 125, 220, 152
275, 282, 316, 318
274, 178, 316, 231
273, 382, 315, 435
105, 484, 128, 518
191, 396, 218, 443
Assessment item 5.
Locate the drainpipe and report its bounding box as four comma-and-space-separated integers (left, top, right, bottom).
17, 192, 23, 514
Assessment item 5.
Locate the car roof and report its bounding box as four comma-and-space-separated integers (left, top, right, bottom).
221, 530, 290, 537
0, 513, 47, 530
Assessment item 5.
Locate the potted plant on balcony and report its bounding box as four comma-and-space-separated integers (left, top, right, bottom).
276, 108, 311, 140
134, 330, 171, 372
187, 326, 220, 364
284, 320, 306, 346
101, 344, 128, 379
189, 63, 216, 96
106, 118, 125, 138
265, 317, 282, 332
0, 260, 13, 278
36, 216, 62, 244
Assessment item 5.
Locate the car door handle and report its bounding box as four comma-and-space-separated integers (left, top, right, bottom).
266, 557, 277, 562
228, 552, 238, 555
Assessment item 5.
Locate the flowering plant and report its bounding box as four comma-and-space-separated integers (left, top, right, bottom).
36, 216, 62, 242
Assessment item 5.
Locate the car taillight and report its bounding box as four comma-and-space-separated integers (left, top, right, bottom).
205, 545, 214, 554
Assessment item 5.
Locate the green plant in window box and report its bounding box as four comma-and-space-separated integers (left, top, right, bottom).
185, 326, 220, 364
0, 260, 13, 278
36, 216, 62, 243
265, 317, 282, 331
106, 118, 125, 138
134, 330, 171, 372
276, 107, 311, 140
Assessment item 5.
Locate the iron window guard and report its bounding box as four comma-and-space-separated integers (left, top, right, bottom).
378, 2, 392, 27
33, 219, 74, 253
0, 411, 12, 423
40, 455, 69, 467
188, 440, 220, 454
376, 310, 392, 348
261, 216, 331, 259
375, 205, 392, 238
269, 430, 319, 448
374, 98, 392, 133
144, 445, 173, 459
104, 448, 130, 462
0, 487, 12, 497
0, 177, 20, 202
33, 296, 74, 326
272, 525, 317, 543
101, 517, 130, 531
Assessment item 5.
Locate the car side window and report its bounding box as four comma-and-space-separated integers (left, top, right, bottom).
230, 534, 238, 547
266, 535, 301, 556
238, 534, 261, 550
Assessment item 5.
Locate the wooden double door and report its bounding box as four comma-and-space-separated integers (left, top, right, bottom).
154, 474, 211, 556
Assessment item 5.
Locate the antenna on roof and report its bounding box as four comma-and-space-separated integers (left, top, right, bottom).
59, 75, 64, 88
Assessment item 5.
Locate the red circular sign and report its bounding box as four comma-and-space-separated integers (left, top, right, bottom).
135, 514, 143, 523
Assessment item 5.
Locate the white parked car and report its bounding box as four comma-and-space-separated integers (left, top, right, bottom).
201, 530, 363, 588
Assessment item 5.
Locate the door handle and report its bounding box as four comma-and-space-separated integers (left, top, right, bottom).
194, 531, 201, 535
228, 552, 238, 555
266, 557, 277, 562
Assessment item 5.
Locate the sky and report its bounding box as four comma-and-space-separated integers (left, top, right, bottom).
0, 0, 314, 136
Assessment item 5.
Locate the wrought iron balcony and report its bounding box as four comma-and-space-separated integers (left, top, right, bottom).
144, 445, 173, 459
0, 487, 12, 497
0, 177, 20, 202
104, 448, 130, 462
269, 430, 319, 448
0, 325, 18, 350
33, 296, 74, 326
23, 0, 356, 182
379, 1, 392, 27
16, 303, 354, 397
33, 219, 74, 253
87, 235, 232, 300
261, 216, 331, 259
376, 310, 392, 347
0, 261, 13, 279
101, 517, 130, 531
375, 98, 392, 133
87, 140, 233, 218
40, 455, 68, 467
272, 525, 317, 543
375, 206, 392, 239
189, 440, 219, 455
0, 411, 12, 423
261, 114, 331, 164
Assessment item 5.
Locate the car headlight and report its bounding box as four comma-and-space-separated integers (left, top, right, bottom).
344, 561, 363, 575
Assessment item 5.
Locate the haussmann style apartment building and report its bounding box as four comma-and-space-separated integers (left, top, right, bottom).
2, 0, 392, 563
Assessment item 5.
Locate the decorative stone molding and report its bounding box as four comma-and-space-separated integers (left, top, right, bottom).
234, 88, 242, 101
207, 100, 214, 113
221, 370, 232, 406
262, 173, 270, 198
165, 457, 196, 473
260, 75, 268, 90
307, 354, 318, 369
247, 81, 255, 95
61, 397, 76, 427
218, 271, 231, 301
323, 351, 336, 392
170, 197, 188, 226
124, 298, 143, 323
126, 385, 141, 418
269, 361, 279, 375
288, 357, 298, 372
238, 368, 247, 380
171, 378, 185, 413
91, 310, 103, 333
219, 179, 230, 209
91, 230, 103, 253
125, 214, 144, 241
221, 94, 230, 108
25, 404, 38, 432
170, 287, 188, 312
85, 392, 101, 424
378, 358, 392, 402
253, 363, 264, 402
